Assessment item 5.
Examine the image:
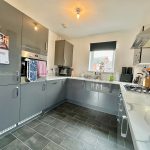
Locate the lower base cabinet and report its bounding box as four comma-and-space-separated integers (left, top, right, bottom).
66, 79, 85, 103
45, 80, 66, 109
0, 85, 20, 132
20, 82, 46, 121
66, 79, 119, 115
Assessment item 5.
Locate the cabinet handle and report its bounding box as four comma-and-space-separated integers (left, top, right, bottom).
42, 83, 46, 91
118, 103, 123, 112
16, 87, 19, 97
45, 42, 48, 51
82, 81, 85, 88
16, 71, 20, 82
51, 82, 57, 84
121, 115, 128, 138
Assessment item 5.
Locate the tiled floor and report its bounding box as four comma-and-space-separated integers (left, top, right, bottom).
0, 102, 133, 150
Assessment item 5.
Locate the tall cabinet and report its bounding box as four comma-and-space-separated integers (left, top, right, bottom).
0, 0, 22, 133
0, 0, 22, 85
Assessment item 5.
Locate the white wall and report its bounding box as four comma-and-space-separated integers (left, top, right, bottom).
47, 31, 64, 74
69, 30, 138, 77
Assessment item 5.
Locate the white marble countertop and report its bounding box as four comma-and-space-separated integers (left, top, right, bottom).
20, 76, 150, 150
120, 83, 150, 150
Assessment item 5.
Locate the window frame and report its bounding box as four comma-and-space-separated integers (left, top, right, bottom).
88, 50, 116, 73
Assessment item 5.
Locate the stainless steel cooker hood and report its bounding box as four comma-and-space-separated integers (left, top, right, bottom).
132, 26, 150, 49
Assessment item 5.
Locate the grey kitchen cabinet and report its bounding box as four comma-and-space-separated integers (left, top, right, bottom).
133, 48, 150, 65
20, 82, 46, 121
54, 40, 73, 67
85, 81, 119, 115
0, 0, 22, 85
117, 94, 134, 150
45, 80, 66, 109
66, 79, 119, 115
22, 14, 48, 55
0, 85, 20, 132
98, 92, 119, 115
84, 81, 99, 107
66, 79, 85, 104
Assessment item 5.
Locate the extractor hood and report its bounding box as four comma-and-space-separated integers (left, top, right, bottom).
132, 26, 150, 49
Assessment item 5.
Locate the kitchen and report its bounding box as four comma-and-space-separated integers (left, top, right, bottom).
0, 0, 150, 150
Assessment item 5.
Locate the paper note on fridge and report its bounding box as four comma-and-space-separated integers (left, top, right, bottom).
0, 49, 9, 64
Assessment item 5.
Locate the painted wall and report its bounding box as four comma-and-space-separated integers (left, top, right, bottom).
69, 30, 138, 77
47, 31, 63, 74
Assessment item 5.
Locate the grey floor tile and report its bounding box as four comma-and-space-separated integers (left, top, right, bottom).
63, 111, 76, 117
96, 139, 114, 150
62, 124, 80, 137
77, 130, 98, 146
91, 126, 109, 140
27, 119, 41, 128
83, 142, 97, 150
39, 115, 56, 125
12, 126, 36, 142
2, 139, 29, 150
0, 103, 120, 150
46, 128, 68, 145
108, 130, 117, 144
25, 133, 49, 150
86, 118, 101, 126
43, 140, 65, 150
74, 114, 88, 122
50, 119, 67, 130
33, 123, 53, 136
62, 116, 79, 127
0, 134, 16, 149
96, 137, 123, 150
75, 121, 93, 132
60, 136, 84, 150
48, 112, 66, 120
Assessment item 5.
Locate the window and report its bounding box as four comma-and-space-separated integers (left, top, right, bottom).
88, 41, 116, 73
88, 50, 115, 73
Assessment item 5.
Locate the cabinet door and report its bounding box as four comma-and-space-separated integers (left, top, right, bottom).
64, 41, 73, 67
141, 48, 150, 64
46, 80, 64, 109
0, 1, 22, 84
66, 79, 85, 103
22, 15, 48, 55
0, 85, 20, 132
133, 49, 141, 65
84, 81, 99, 107
40, 27, 48, 56
98, 93, 118, 115
57, 79, 66, 103
54, 40, 65, 66
20, 82, 46, 121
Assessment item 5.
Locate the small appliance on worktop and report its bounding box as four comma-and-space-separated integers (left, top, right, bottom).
55, 66, 73, 77
120, 67, 133, 83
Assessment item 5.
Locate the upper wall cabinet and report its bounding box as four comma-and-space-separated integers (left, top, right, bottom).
22, 15, 48, 56
55, 40, 73, 67
0, 0, 22, 80
133, 48, 150, 65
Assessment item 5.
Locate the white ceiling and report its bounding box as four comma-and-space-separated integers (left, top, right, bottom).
5, 0, 150, 38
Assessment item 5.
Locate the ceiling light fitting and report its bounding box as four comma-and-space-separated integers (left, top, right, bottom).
34, 23, 38, 31
76, 8, 81, 19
